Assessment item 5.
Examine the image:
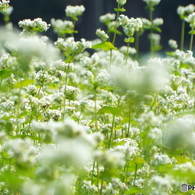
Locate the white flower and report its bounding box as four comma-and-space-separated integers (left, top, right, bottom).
0, 0, 9, 12
51, 18, 74, 35
150, 153, 172, 165
185, 12, 195, 28
168, 39, 178, 49
18, 18, 50, 34
65, 5, 85, 21
163, 115, 195, 149
119, 15, 143, 36
116, 0, 127, 6
119, 46, 137, 55
143, 0, 161, 7
100, 13, 116, 24
96, 28, 109, 42
152, 18, 163, 26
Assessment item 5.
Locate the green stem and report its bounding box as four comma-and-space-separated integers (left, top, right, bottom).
135, 31, 140, 61
180, 20, 185, 50
127, 103, 131, 137
190, 28, 194, 51
125, 41, 130, 64
91, 160, 96, 184
108, 114, 116, 148
149, 7, 153, 56
94, 85, 98, 132
112, 3, 120, 46
133, 163, 138, 186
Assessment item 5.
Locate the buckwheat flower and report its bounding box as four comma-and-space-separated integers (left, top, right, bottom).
117, 0, 127, 6
151, 175, 172, 193
177, 6, 185, 18
65, 5, 85, 21
2, 5, 12, 16
4, 138, 38, 166
148, 127, 162, 140
18, 18, 50, 34
94, 150, 125, 168
99, 13, 116, 24
168, 39, 178, 49
174, 162, 195, 172
185, 12, 195, 28
141, 18, 152, 29
119, 15, 143, 37
111, 178, 128, 191
51, 18, 74, 36
119, 46, 136, 55
150, 153, 172, 165
163, 116, 195, 149
96, 28, 109, 42
177, 4, 195, 19
143, 0, 161, 7
152, 18, 163, 26
0, 0, 9, 12
82, 180, 98, 192
148, 33, 161, 46
96, 69, 110, 84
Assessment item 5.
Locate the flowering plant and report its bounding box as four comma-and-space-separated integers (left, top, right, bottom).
0, 1, 195, 195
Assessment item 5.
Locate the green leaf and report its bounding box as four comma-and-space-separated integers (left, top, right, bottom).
98, 106, 121, 115
189, 30, 195, 35
152, 44, 162, 52
151, 26, 162, 32
98, 85, 117, 91
92, 42, 118, 51
124, 37, 135, 43
126, 186, 144, 194
165, 52, 175, 57
14, 79, 34, 88
114, 7, 126, 12
108, 29, 122, 35
0, 69, 12, 79
133, 157, 145, 164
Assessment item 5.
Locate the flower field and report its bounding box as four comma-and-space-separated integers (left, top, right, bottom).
1, 0, 195, 194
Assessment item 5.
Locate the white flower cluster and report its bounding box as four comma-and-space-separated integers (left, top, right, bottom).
51, 18, 74, 36
116, 0, 127, 6
143, 0, 161, 7
152, 18, 163, 26
0, 0, 9, 12
65, 5, 85, 21
18, 18, 50, 34
96, 28, 109, 42
185, 12, 195, 28
100, 13, 116, 24
55, 37, 92, 56
119, 15, 143, 37
177, 4, 195, 19
168, 39, 178, 49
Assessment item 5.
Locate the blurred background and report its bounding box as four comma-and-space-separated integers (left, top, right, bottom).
8, 0, 195, 53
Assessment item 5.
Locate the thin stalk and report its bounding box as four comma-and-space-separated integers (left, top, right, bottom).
189, 27, 194, 51
127, 102, 131, 137
112, 3, 120, 46
91, 160, 96, 184
63, 72, 68, 114
135, 31, 140, 61
109, 49, 113, 71
99, 179, 104, 195
149, 7, 153, 56
133, 163, 138, 186
108, 114, 116, 148
94, 86, 98, 132
125, 41, 130, 64
180, 20, 185, 50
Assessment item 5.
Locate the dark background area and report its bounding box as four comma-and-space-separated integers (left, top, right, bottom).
7, 0, 195, 52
